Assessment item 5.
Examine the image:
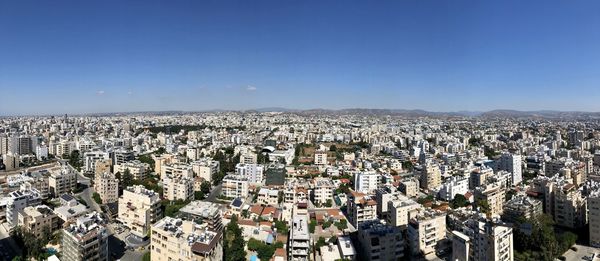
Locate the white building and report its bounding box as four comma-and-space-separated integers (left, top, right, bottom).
235, 163, 264, 184
438, 176, 469, 201
496, 153, 523, 185
354, 172, 382, 194
118, 185, 163, 238
221, 175, 249, 199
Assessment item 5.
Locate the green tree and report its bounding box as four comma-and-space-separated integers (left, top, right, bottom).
121, 168, 134, 187
315, 237, 327, 249
224, 215, 246, 261
334, 219, 347, 230
309, 220, 317, 233
92, 192, 102, 204
450, 194, 469, 209
142, 252, 151, 261
274, 220, 289, 234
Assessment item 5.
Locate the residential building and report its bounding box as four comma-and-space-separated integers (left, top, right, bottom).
312, 178, 335, 206
221, 175, 249, 199
114, 160, 149, 180
18, 205, 59, 238
407, 209, 446, 255
178, 201, 224, 232
589, 188, 600, 247
150, 217, 223, 261
49, 163, 77, 197
163, 176, 194, 201
118, 185, 163, 238
257, 188, 279, 206
354, 172, 382, 194
235, 163, 264, 184
357, 220, 405, 261
417, 164, 441, 191
438, 176, 469, 201
289, 214, 310, 261
94, 172, 119, 204
502, 194, 542, 223
61, 212, 108, 261
191, 159, 220, 183
6, 188, 42, 229
347, 191, 377, 227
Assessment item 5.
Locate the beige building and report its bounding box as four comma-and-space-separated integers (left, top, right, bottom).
49, 163, 77, 197
94, 159, 112, 176
314, 150, 328, 165
150, 217, 223, 261
118, 185, 163, 238
154, 154, 176, 175
163, 176, 194, 201
312, 178, 335, 206
18, 205, 59, 238
554, 183, 586, 228
400, 178, 419, 198
417, 163, 441, 191
94, 172, 119, 204
474, 182, 505, 218
257, 188, 279, 206
387, 194, 421, 227
407, 209, 447, 255
114, 160, 149, 180
191, 159, 220, 183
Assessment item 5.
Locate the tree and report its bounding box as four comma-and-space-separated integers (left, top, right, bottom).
309, 220, 317, 233
92, 192, 102, 205
121, 168, 134, 187
274, 220, 289, 234
195, 191, 205, 200
201, 181, 211, 194
315, 237, 327, 249
322, 220, 332, 229
450, 194, 469, 209
476, 199, 491, 216
334, 219, 347, 230
224, 215, 246, 261
142, 252, 151, 261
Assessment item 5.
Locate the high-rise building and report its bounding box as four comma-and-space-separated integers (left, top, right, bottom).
496, 153, 523, 185
49, 163, 77, 197
235, 163, 264, 184
407, 209, 447, 256
61, 212, 109, 261
589, 188, 600, 247
354, 172, 382, 193
417, 163, 441, 191
94, 172, 119, 204
289, 214, 310, 261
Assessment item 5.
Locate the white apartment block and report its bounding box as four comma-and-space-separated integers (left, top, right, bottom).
84, 150, 110, 173
118, 185, 163, 238
289, 215, 310, 261
235, 163, 264, 184
438, 176, 469, 201
61, 212, 108, 261
94, 172, 119, 204
6, 188, 42, 229
312, 178, 335, 206
407, 209, 447, 256
151, 217, 223, 261
354, 172, 382, 194
497, 152, 523, 185
347, 191, 377, 227
221, 175, 249, 199
387, 194, 421, 227
257, 188, 279, 206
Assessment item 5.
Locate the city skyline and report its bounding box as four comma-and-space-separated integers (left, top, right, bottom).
2, 1, 600, 115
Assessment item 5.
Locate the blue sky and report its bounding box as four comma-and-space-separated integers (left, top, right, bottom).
1, 1, 600, 115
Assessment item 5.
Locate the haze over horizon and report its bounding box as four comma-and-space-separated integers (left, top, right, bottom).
2, 1, 600, 115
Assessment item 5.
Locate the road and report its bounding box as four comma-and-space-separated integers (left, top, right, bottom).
205, 184, 222, 202
78, 187, 102, 213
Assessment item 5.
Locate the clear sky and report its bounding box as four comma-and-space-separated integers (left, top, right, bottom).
1, 1, 600, 115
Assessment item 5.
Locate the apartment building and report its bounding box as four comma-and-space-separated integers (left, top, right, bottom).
399, 178, 419, 198
496, 152, 523, 185
347, 191, 377, 227
357, 220, 405, 261
312, 178, 335, 206
354, 172, 382, 193
150, 217, 223, 261
589, 188, 600, 247
61, 212, 109, 261
49, 163, 77, 197
502, 194, 542, 223
438, 176, 469, 201
417, 164, 441, 191
161, 163, 194, 179
18, 205, 59, 238
554, 183, 587, 228
407, 209, 447, 255
387, 195, 421, 227
191, 159, 220, 183
235, 163, 264, 184
289, 215, 310, 261
257, 188, 279, 206
118, 185, 163, 238
6, 188, 42, 229
474, 182, 505, 218
452, 219, 514, 261
178, 201, 224, 232
114, 160, 149, 180
314, 150, 328, 165
163, 176, 194, 201
83, 150, 110, 173
94, 172, 119, 204
221, 175, 249, 199
240, 152, 257, 164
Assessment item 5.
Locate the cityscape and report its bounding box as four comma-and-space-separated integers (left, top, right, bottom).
2, 1, 600, 261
